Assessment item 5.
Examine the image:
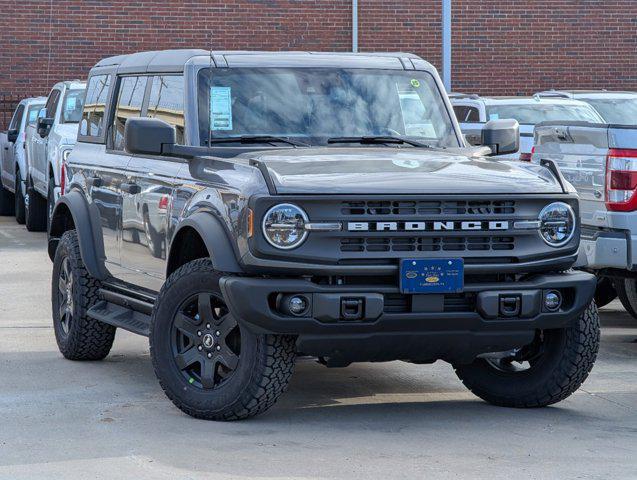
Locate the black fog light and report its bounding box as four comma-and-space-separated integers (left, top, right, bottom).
277, 294, 311, 317
544, 290, 562, 311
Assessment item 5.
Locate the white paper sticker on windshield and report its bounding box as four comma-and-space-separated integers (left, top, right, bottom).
489, 113, 499, 121
210, 87, 233, 131
66, 97, 77, 111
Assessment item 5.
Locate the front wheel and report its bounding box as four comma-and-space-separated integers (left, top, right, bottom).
0, 180, 15, 216
25, 180, 47, 231
149, 259, 296, 420
453, 301, 599, 408
15, 170, 26, 224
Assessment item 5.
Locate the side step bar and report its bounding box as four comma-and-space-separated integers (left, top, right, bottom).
87, 287, 155, 337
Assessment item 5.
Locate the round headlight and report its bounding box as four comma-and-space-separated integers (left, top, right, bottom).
538, 202, 576, 247
262, 203, 308, 250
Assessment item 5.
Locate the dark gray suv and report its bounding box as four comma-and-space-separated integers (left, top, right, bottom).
49, 50, 599, 420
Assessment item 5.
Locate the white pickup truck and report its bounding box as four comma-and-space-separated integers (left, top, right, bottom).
24, 80, 85, 231
0, 97, 46, 222
533, 121, 637, 315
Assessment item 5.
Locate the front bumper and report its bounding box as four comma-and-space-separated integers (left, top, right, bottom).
220, 270, 596, 365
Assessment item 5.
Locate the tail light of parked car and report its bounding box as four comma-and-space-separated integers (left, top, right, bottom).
519, 147, 534, 162
158, 196, 169, 211
606, 148, 637, 211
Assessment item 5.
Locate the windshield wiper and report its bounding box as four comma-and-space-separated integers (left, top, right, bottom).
327, 136, 432, 148
206, 135, 309, 147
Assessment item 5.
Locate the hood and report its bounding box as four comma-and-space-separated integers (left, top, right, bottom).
54, 123, 79, 145
250, 147, 563, 195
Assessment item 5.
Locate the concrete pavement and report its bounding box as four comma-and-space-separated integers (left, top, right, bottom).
0, 216, 636, 479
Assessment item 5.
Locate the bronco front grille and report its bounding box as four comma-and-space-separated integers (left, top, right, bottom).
341, 200, 515, 216
383, 293, 477, 313
341, 236, 515, 253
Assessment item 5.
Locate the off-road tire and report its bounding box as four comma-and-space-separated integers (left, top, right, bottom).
25, 181, 47, 231
0, 180, 15, 216
454, 301, 599, 408
52, 230, 116, 360
594, 276, 616, 308
149, 259, 296, 420
614, 278, 637, 319
14, 170, 25, 224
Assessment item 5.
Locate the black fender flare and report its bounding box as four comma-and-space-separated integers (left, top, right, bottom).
48, 190, 108, 280
168, 212, 243, 275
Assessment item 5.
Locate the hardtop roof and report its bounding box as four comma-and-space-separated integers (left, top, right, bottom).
92, 49, 431, 74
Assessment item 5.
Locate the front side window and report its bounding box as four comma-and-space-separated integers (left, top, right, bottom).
8, 104, 24, 131
486, 103, 603, 125
60, 89, 86, 124
585, 98, 637, 125
111, 76, 148, 151
197, 68, 460, 148
80, 74, 112, 137
27, 104, 44, 125
147, 75, 185, 144
453, 105, 480, 123
44, 90, 61, 119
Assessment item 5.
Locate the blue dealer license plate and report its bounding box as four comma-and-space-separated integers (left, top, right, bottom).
399, 258, 464, 294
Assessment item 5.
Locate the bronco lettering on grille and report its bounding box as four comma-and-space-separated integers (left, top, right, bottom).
347, 221, 509, 232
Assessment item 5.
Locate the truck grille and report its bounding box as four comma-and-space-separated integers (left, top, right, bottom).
341, 236, 515, 253
342, 200, 515, 216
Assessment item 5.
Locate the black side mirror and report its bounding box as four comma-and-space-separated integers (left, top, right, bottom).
37, 117, 54, 138
7, 129, 18, 143
481, 119, 519, 156
124, 117, 176, 156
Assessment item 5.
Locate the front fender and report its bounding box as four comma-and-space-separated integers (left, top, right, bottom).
168, 212, 243, 275
48, 189, 108, 280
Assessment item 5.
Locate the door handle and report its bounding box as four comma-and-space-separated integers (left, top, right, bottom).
86, 176, 102, 188
121, 182, 141, 194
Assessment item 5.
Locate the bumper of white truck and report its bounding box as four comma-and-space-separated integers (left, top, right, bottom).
581, 229, 636, 270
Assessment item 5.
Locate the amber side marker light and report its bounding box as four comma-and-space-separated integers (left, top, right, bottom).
247, 208, 254, 237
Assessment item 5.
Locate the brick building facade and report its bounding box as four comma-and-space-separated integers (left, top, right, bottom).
1, 0, 636, 126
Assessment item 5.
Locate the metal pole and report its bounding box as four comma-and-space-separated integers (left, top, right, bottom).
442, 0, 451, 91
352, 0, 358, 53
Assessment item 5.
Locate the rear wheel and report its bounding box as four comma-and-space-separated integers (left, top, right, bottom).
614, 278, 637, 319
14, 169, 25, 224
454, 301, 599, 408
149, 259, 296, 420
25, 179, 47, 231
0, 180, 15, 216
51, 230, 116, 360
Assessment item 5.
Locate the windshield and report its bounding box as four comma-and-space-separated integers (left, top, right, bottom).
486, 103, 602, 125
585, 98, 637, 125
197, 68, 460, 147
60, 89, 85, 124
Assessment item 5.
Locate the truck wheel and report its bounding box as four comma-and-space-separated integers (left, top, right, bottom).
25, 181, 47, 231
51, 230, 116, 360
0, 180, 15, 216
594, 276, 616, 308
614, 278, 637, 318
14, 170, 25, 224
149, 259, 296, 420
453, 301, 599, 408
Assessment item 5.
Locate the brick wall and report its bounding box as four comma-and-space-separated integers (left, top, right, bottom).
1, 0, 636, 126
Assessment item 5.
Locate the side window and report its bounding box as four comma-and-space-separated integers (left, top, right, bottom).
8, 104, 25, 131
80, 74, 112, 138
453, 105, 481, 123
26, 105, 43, 126
147, 75, 185, 144
111, 76, 148, 151
44, 90, 61, 119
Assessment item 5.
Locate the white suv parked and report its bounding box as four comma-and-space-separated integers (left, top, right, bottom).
450, 94, 604, 160
536, 90, 637, 126
24, 80, 86, 231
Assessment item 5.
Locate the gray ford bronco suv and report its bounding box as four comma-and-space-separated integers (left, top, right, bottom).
49, 50, 599, 420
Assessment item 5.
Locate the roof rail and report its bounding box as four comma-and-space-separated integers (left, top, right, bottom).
534, 90, 572, 99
